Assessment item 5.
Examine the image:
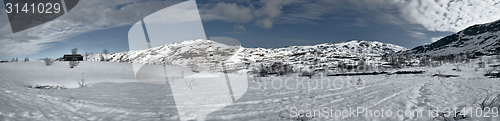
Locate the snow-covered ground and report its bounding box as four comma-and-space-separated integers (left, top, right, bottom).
207, 62, 500, 121
1, 60, 500, 121
0, 61, 247, 121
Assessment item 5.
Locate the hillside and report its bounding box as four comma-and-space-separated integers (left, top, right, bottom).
88, 39, 407, 68
401, 19, 500, 56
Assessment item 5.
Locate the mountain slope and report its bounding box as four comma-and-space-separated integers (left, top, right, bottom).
88, 39, 407, 66
106, 39, 240, 66
235, 40, 407, 64
401, 19, 500, 56
274, 40, 407, 55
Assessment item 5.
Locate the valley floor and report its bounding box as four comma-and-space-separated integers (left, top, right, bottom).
0, 61, 499, 121
208, 65, 500, 121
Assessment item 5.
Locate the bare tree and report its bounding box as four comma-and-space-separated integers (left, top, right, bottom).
24, 57, 29, 62
419, 57, 430, 67
69, 48, 79, 68
101, 49, 109, 61
300, 70, 315, 79
496, 55, 500, 62
180, 71, 184, 78
99, 54, 105, 61
187, 60, 199, 72
478, 57, 486, 68
337, 61, 346, 73
185, 79, 198, 89
44, 57, 54, 66
356, 58, 367, 72
78, 73, 90, 87
85, 52, 89, 61
72, 48, 77, 55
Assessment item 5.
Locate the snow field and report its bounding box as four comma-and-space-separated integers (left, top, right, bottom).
1, 58, 500, 120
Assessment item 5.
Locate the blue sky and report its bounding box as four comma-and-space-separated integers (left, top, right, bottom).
1, 0, 499, 60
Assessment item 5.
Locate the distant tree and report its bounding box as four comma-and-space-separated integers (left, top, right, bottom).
43, 57, 54, 66
180, 71, 184, 78
258, 64, 269, 77
69, 48, 79, 68
356, 77, 363, 85
478, 61, 486, 68
487, 57, 494, 64
283, 64, 294, 75
346, 62, 354, 72
356, 58, 367, 72
11, 58, 16, 62
455, 55, 462, 63
99, 54, 105, 61
101, 49, 109, 61
419, 57, 428, 67
369, 63, 375, 72
72, 48, 77, 55
337, 61, 345, 73
478, 57, 486, 68
24, 57, 29, 62
85, 52, 89, 61
300, 70, 315, 79
250, 68, 258, 74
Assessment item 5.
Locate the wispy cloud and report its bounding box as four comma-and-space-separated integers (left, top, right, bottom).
408, 31, 427, 39
282, 39, 313, 43
200, 0, 500, 32
3, 0, 498, 57
233, 24, 246, 31
397, 0, 500, 32
431, 36, 445, 43
0, 0, 186, 57
199, 0, 302, 28
198, 0, 405, 28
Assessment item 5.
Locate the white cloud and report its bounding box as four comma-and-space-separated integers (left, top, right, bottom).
143, 1, 203, 24
398, 0, 500, 32
200, 0, 390, 27
256, 18, 273, 29
200, 0, 301, 28
233, 24, 246, 31
431, 36, 445, 42
0, 0, 187, 57
254, 0, 298, 18
212, 2, 253, 23
282, 38, 313, 43
408, 31, 427, 39
201, 0, 500, 32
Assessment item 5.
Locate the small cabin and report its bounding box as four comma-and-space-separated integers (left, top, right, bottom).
63, 54, 83, 61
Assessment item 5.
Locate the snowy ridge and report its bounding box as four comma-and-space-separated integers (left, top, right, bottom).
88, 39, 407, 66
401, 19, 500, 56
232, 40, 407, 65
273, 40, 407, 56
96, 39, 240, 66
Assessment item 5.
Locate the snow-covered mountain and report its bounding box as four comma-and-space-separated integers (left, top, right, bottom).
89, 39, 240, 66
88, 39, 406, 67
234, 40, 407, 65
400, 19, 500, 56
266, 40, 407, 56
